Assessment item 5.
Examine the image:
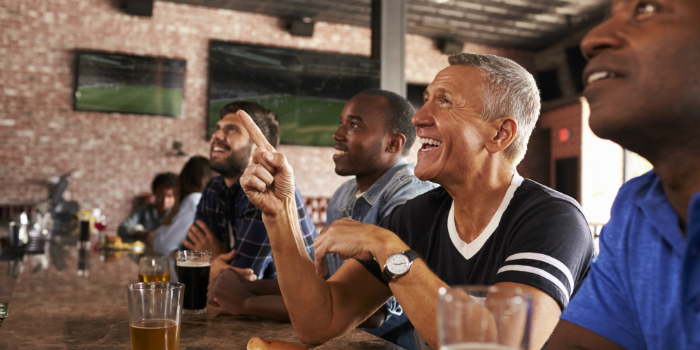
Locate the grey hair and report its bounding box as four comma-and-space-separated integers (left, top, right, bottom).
448, 53, 541, 165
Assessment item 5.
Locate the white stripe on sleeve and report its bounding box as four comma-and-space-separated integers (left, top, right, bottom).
497, 265, 570, 304
505, 252, 574, 295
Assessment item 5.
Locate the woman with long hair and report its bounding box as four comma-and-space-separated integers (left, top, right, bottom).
152, 156, 216, 256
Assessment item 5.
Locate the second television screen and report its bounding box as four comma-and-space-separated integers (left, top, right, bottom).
208, 41, 380, 146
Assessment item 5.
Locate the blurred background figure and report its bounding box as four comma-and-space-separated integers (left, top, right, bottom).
118, 172, 177, 242
151, 156, 216, 256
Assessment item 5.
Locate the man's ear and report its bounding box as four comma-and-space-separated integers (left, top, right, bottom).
485, 117, 517, 155
386, 133, 407, 154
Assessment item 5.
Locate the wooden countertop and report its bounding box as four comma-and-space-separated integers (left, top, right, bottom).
0, 239, 404, 350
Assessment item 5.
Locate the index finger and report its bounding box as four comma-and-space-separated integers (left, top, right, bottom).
237, 110, 274, 152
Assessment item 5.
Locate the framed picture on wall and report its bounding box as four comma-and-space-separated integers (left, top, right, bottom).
73, 50, 186, 117
207, 41, 380, 146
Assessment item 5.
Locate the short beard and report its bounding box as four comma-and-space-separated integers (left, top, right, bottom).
210, 142, 253, 180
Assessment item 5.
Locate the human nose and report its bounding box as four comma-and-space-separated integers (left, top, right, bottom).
211, 128, 225, 142
580, 15, 624, 61
332, 124, 346, 142
411, 104, 434, 129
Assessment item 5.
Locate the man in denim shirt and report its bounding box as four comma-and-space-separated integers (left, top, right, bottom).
207, 90, 434, 349
326, 89, 436, 350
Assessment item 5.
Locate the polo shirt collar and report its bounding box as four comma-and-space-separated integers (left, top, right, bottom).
359, 158, 408, 207
638, 172, 686, 257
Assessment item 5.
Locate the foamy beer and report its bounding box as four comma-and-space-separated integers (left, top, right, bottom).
127, 282, 184, 350
176, 250, 211, 314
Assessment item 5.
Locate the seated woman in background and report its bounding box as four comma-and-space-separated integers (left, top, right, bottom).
151, 156, 216, 256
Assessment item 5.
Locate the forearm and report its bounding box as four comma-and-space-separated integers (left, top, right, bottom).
248, 279, 282, 296
372, 240, 448, 350
241, 295, 290, 322
262, 199, 336, 343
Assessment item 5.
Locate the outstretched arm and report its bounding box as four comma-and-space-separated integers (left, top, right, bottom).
238, 110, 391, 343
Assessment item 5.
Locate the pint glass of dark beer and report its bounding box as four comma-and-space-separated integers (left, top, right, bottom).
176, 250, 211, 314
127, 282, 184, 350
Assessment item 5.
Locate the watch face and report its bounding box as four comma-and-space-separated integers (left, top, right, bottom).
386, 253, 411, 275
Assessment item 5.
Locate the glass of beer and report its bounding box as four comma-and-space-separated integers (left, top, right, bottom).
176, 250, 211, 315
438, 285, 532, 350
139, 256, 171, 282
127, 282, 184, 350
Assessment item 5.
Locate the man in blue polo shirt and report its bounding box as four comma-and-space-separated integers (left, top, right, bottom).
546, 1, 700, 349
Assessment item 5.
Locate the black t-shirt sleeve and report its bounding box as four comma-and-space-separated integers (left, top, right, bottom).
493, 200, 594, 310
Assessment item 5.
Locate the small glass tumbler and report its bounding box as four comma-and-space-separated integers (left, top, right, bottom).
176, 250, 211, 315
127, 282, 184, 350
139, 256, 172, 282
438, 285, 532, 350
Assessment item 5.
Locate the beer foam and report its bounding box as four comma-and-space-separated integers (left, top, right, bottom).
176, 261, 211, 267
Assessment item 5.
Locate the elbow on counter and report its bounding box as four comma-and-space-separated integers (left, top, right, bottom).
293, 323, 341, 346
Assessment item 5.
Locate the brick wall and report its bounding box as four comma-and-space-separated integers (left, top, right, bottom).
0, 0, 533, 233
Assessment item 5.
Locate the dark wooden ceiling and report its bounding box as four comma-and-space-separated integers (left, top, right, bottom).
165, 0, 610, 50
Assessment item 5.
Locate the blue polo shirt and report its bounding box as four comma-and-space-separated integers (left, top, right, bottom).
561, 170, 700, 349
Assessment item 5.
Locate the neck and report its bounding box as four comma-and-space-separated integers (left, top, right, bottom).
649, 151, 700, 233
443, 161, 515, 244
223, 174, 242, 188
355, 158, 401, 193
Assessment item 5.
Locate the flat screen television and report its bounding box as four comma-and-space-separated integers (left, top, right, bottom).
208, 41, 380, 146
74, 50, 186, 117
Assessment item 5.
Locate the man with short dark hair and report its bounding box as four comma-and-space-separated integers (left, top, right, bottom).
118, 172, 176, 242
546, 1, 700, 349
239, 53, 594, 350
182, 101, 316, 282
207, 90, 435, 349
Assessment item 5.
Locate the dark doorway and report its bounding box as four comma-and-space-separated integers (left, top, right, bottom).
555, 157, 579, 202
537, 69, 562, 101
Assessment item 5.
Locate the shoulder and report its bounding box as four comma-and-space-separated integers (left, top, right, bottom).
386, 186, 451, 219
182, 193, 202, 206
507, 179, 592, 245
512, 179, 585, 218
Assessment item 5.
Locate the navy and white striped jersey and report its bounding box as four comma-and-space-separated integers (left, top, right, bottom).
360, 173, 594, 310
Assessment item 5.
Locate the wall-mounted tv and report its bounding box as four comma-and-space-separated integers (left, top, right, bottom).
208, 41, 380, 146
74, 50, 186, 117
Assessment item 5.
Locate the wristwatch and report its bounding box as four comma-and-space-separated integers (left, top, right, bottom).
382, 250, 420, 283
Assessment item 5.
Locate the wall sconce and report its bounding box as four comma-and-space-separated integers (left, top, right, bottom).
173, 141, 186, 157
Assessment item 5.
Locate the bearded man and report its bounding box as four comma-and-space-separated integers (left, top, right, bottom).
182, 101, 316, 282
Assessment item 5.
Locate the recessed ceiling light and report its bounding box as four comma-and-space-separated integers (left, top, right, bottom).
434, 0, 450, 3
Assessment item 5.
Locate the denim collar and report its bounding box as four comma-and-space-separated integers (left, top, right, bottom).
357, 158, 409, 207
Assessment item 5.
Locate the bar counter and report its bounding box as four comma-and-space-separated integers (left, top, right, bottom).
0, 238, 403, 350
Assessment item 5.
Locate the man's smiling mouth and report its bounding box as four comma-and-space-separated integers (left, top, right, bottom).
419, 137, 443, 152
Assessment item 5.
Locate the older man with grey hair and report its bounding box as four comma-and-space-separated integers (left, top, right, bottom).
237, 53, 594, 350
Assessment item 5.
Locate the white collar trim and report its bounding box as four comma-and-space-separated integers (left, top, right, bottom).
447, 172, 524, 260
